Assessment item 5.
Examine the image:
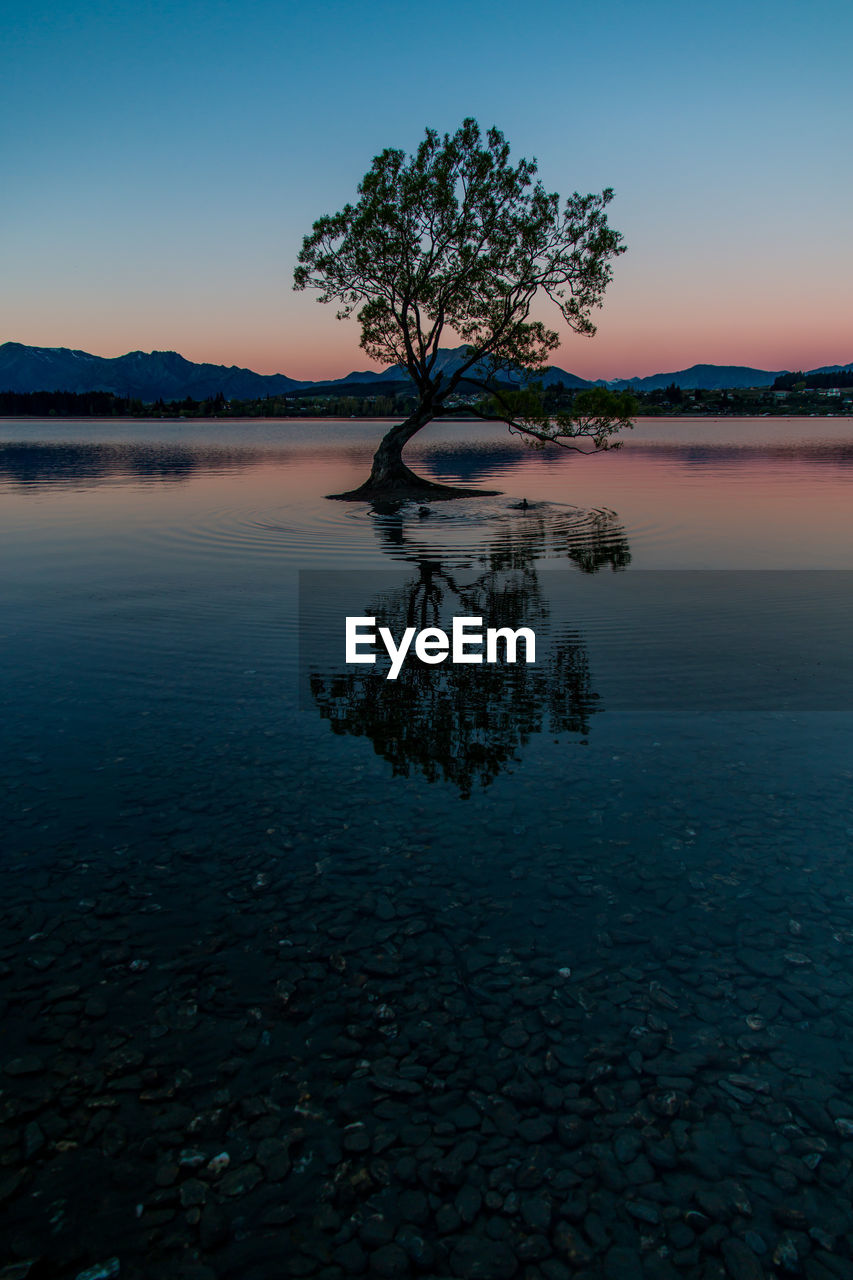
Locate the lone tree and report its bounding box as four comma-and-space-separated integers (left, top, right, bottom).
294, 118, 635, 499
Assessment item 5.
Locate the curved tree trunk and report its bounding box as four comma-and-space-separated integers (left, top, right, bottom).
328, 409, 500, 501
367, 412, 432, 488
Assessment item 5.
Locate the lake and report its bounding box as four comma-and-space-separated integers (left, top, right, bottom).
1, 416, 853, 1279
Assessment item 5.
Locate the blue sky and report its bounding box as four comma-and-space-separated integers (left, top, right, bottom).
3, 0, 851, 379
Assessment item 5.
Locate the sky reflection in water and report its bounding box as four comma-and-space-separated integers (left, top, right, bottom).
1, 418, 853, 1275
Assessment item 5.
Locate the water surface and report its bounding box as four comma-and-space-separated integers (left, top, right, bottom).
1, 417, 852, 1279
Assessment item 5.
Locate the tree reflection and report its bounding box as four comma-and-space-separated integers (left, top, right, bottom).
309, 504, 630, 795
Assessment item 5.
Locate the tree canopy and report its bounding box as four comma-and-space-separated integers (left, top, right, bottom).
294, 119, 634, 497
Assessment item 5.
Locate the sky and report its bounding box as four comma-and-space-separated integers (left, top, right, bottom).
2, 0, 851, 382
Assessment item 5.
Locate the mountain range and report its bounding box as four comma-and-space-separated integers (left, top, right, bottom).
2, 341, 852, 400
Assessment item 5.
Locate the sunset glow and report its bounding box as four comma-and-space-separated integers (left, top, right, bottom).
3, 0, 851, 382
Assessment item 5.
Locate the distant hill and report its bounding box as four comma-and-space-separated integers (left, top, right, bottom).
332, 365, 407, 386
2, 341, 851, 400
0, 341, 594, 399
802, 362, 853, 376
604, 363, 787, 391
0, 343, 308, 401
380, 345, 594, 390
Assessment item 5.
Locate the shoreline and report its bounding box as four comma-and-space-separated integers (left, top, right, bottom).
1, 412, 852, 424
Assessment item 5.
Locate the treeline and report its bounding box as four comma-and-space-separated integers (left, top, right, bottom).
224, 390, 420, 418
0, 389, 228, 416
773, 371, 853, 390
0, 387, 419, 419
632, 386, 850, 415
0, 390, 143, 415
2, 382, 851, 420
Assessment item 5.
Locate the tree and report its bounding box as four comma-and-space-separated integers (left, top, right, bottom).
294, 118, 635, 499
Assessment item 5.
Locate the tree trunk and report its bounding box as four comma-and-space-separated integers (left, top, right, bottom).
367, 412, 431, 488
328, 409, 500, 501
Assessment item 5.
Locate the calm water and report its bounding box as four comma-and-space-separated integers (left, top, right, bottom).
1, 417, 853, 1280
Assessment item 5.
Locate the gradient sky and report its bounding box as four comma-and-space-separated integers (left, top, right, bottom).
3, 0, 851, 381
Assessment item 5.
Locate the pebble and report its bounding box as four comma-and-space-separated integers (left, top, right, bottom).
520, 1193, 552, 1232
455, 1185, 482, 1224
436, 1204, 461, 1235
4, 1057, 44, 1077
179, 1179, 207, 1208
22, 1122, 45, 1159
75, 1263, 120, 1280
199, 1203, 229, 1250
219, 1163, 262, 1197
772, 1236, 800, 1271
720, 1238, 765, 1280
396, 1225, 434, 1269
613, 1132, 643, 1164
517, 1116, 552, 1143
449, 1237, 517, 1278
553, 1222, 592, 1265
625, 1199, 660, 1225
603, 1245, 643, 1279
371, 1243, 410, 1278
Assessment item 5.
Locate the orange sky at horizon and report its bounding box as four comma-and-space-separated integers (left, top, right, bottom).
6, 227, 851, 382
9, 309, 851, 384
